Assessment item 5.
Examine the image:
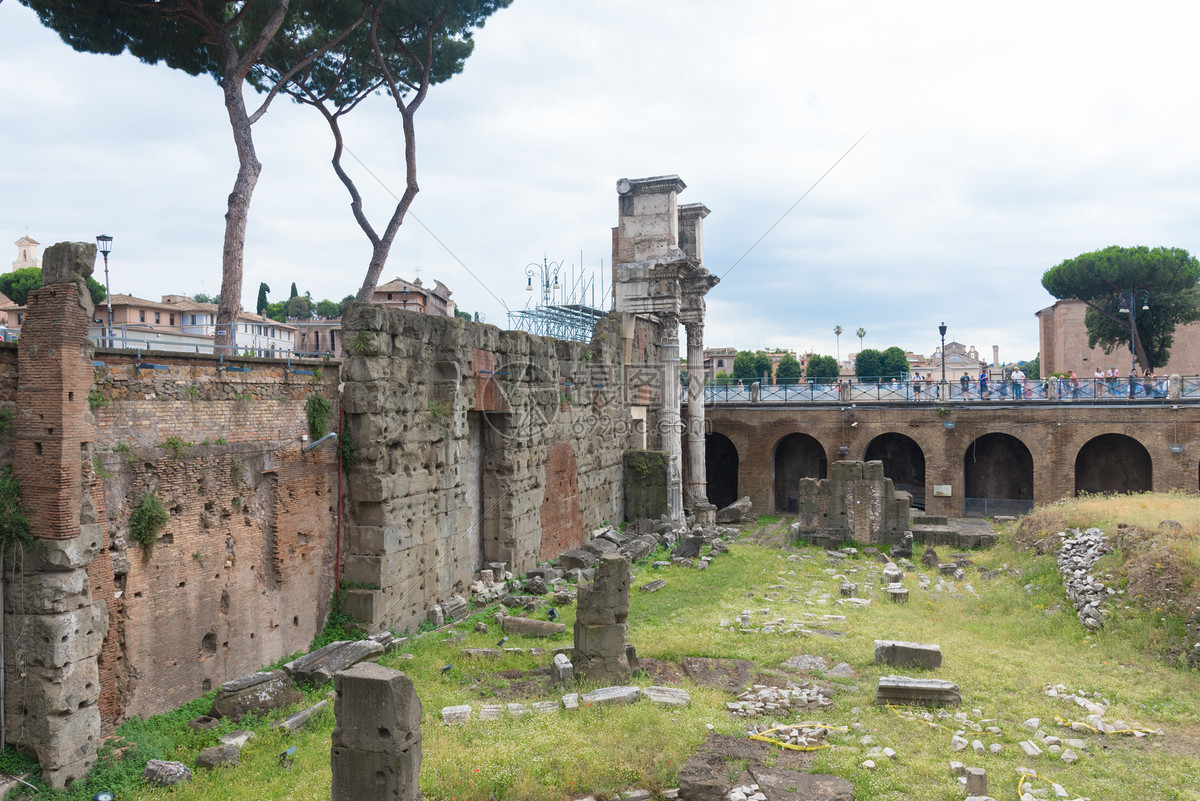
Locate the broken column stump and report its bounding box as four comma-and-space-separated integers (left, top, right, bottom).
573, 553, 631, 682
331, 662, 422, 801
874, 640, 943, 669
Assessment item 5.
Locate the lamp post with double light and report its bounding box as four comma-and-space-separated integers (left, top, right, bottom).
938, 321, 947, 395
526, 257, 561, 306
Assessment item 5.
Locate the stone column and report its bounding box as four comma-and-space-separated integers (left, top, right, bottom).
660, 312, 683, 523
331, 663, 422, 801
7, 242, 107, 788
684, 321, 716, 524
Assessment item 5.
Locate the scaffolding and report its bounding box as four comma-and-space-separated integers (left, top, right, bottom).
507, 256, 608, 343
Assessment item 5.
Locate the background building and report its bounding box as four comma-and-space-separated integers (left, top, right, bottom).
1037, 298, 1200, 376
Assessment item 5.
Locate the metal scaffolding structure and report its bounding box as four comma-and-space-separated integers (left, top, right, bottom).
507, 256, 608, 342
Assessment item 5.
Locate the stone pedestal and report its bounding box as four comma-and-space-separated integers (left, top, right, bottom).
572, 554, 631, 682
331, 663, 422, 801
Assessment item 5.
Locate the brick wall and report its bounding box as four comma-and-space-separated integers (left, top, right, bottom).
704, 402, 1200, 517
81, 352, 341, 729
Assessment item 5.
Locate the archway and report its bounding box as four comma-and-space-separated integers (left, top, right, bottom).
705, 433, 739, 510
1075, 434, 1152, 495
864, 433, 926, 509
963, 433, 1033, 517
773, 433, 827, 513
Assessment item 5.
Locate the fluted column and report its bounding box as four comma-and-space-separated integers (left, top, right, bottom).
684, 320, 716, 524
660, 313, 683, 523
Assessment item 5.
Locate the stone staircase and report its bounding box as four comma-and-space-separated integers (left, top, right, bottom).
910, 513, 998, 548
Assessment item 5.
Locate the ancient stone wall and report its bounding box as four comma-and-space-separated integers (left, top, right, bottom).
793, 460, 911, 547
339, 305, 660, 635
1, 257, 341, 775
84, 352, 341, 727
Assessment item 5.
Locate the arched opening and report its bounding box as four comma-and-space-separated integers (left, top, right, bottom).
706, 433, 739, 511
864, 433, 926, 509
963, 433, 1034, 517
773, 433, 827, 513
1075, 434, 1152, 495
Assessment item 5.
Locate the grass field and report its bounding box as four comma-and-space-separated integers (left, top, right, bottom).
5, 497, 1199, 800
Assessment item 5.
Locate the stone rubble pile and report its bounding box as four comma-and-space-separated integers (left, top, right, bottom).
725, 683, 833, 716
1044, 684, 1164, 737
745, 722, 833, 749
1054, 528, 1115, 629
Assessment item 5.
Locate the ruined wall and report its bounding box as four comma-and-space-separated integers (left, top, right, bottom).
84, 352, 341, 727
339, 306, 660, 635
3, 303, 340, 763
793, 460, 911, 547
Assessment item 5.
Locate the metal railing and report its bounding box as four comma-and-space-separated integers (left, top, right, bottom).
963, 497, 1036, 517
701, 376, 1196, 404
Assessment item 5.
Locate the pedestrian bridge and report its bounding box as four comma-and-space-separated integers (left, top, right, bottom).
704, 375, 1200, 404
693, 394, 1200, 521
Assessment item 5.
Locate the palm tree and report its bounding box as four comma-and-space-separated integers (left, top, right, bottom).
834, 325, 843, 362
856, 327, 866, 352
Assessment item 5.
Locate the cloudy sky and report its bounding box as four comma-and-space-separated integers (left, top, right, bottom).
4, 1, 1199, 364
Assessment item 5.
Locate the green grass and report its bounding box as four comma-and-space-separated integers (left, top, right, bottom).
7, 504, 1200, 800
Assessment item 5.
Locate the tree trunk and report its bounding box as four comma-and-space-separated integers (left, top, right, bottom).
214, 79, 261, 353
355, 106, 419, 303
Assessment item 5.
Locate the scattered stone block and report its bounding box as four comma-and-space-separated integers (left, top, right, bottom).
196, 744, 241, 769
887, 586, 909, 603
506, 703, 528, 717
639, 579, 666, 593
276, 699, 328, 732
187, 715, 221, 730
876, 675, 961, 706
501, 616, 566, 637
284, 640, 385, 684
219, 730, 255, 749
441, 705, 472, 724
1019, 740, 1042, 757
581, 686, 641, 706
143, 760, 192, 787
839, 582, 857, 597
874, 640, 943, 669
210, 670, 303, 722
561, 693, 580, 710
532, 701, 557, 714
480, 704, 502, 720
462, 648, 502, 659
643, 686, 691, 706
965, 767, 986, 795
558, 549, 596, 570
551, 653, 574, 687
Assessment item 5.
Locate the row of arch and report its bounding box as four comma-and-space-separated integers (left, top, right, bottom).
705, 431, 1154, 515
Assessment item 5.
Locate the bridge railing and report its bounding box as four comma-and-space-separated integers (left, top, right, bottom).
699, 376, 1198, 404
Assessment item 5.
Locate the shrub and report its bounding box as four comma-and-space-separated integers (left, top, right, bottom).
0, 464, 33, 550
128, 492, 169, 559
305, 394, 332, 441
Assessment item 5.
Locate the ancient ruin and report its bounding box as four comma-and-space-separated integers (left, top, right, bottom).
331, 662, 422, 801
572, 553, 633, 682
790, 460, 912, 549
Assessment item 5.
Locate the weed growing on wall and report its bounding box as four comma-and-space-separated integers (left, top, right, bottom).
337, 423, 356, 468
87, 388, 109, 410
0, 407, 12, 439
230, 458, 245, 486
305, 394, 332, 441
428, 398, 453, 419
161, 436, 193, 460
0, 464, 33, 551
128, 492, 169, 559
114, 442, 135, 462
92, 455, 113, 480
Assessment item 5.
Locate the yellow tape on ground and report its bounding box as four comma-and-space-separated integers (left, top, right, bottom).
885, 702, 950, 730
748, 723, 846, 751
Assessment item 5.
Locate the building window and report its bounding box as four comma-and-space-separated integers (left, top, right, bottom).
139, 310, 145, 322
16, 314, 23, 325
717, 359, 724, 367
386, 293, 392, 300
154, 312, 160, 324
169, 314, 175, 326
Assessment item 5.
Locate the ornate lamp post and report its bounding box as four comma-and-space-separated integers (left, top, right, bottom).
938, 321, 948, 392
1118, 289, 1149, 373
96, 234, 113, 347
525, 257, 561, 306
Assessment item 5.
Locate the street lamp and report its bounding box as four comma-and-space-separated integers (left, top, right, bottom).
525, 257, 561, 306
401, 285, 409, 310
96, 235, 113, 347
1118, 289, 1149, 373
938, 321, 948, 392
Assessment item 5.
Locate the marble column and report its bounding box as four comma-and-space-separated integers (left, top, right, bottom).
684, 320, 716, 524
660, 312, 683, 523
